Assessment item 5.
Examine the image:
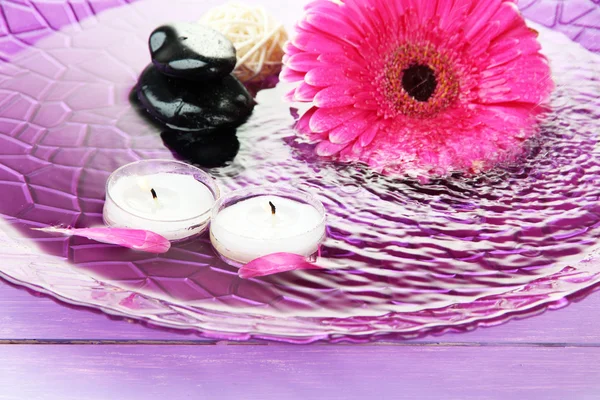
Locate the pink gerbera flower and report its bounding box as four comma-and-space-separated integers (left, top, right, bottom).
282, 0, 554, 176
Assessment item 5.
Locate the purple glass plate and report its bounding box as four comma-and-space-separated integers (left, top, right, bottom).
0, 0, 600, 343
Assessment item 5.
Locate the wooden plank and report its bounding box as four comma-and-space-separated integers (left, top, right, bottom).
0, 344, 599, 400
1, 281, 599, 343
0, 281, 213, 342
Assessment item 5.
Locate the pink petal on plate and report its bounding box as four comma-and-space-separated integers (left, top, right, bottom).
32, 226, 171, 254
239, 253, 323, 279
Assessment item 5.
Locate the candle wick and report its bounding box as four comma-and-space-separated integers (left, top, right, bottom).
151, 188, 158, 200
269, 201, 276, 215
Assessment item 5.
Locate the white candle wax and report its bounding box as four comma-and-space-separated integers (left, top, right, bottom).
103, 161, 218, 241
210, 191, 326, 265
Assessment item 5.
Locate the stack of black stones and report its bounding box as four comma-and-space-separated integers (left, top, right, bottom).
134, 22, 255, 167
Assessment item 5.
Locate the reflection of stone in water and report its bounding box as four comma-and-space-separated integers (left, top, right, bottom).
161, 130, 240, 168
130, 85, 242, 168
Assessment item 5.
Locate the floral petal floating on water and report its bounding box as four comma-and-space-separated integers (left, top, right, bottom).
32, 226, 171, 254
282, 0, 554, 176
238, 252, 323, 279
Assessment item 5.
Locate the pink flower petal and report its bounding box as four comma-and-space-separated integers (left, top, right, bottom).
465, 22, 498, 59
305, 67, 353, 87
279, 68, 305, 83
294, 32, 347, 54
304, 8, 363, 46
352, 92, 379, 111
304, 1, 364, 39
463, 0, 503, 41
359, 121, 382, 147
283, 42, 303, 58
478, 54, 553, 104
304, 0, 327, 12
328, 112, 373, 144
317, 53, 362, 69
491, 26, 542, 58
303, 12, 361, 45
309, 106, 363, 133
33, 227, 171, 254
295, 106, 317, 134
489, 2, 522, 36
485, 46, 522, 69
340, 143, 363, 161
414, 0, 437, 21
348, 0, 394, 32
314, 85, 356, 108
238, 253, 323, 279
284, 87, 296, 102
308, 130, 329, 142
487, 30, 543, 70
316, 140, 347, 156
438, 0, 473, 32
294, 82, 321, 101
286, 52, 321, 72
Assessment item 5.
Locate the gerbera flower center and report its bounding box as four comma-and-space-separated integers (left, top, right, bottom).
401, 64, 437, 102
379, 43, 460, 118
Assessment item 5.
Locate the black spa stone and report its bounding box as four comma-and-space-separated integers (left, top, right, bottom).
150, 23, 236, 81
136, 64, 254, 133
161, 130, 240, 168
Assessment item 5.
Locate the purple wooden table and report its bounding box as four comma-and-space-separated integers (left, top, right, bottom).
1, 0, 600, 398
1, 281, 600, 399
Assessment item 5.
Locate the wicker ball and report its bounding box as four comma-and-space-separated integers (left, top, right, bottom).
200, 3, 288, 83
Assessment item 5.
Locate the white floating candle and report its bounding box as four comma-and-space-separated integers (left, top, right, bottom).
103, 160, 219, 241
210, 186, 326, 265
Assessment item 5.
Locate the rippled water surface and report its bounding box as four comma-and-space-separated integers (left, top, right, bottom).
0, 0, 599, 340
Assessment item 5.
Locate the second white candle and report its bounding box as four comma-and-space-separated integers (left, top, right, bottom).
210, 188, 326, 265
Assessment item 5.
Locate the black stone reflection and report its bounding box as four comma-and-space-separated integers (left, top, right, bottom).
161, 129, 240, 168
